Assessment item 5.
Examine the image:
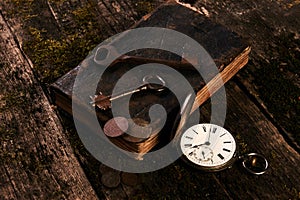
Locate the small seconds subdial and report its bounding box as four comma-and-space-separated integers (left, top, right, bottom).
180, 124, 237, 171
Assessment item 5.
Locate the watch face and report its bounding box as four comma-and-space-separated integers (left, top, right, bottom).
180, 123, 236, 170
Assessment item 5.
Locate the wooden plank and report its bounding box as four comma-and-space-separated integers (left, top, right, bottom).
0, 11, 98, 200
189, 0, 300, 151
0, 0, 166, 199
212, 81, 300, 198
136, 80, 300, 199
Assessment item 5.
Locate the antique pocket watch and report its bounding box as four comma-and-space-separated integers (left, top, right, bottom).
173, 94, 268, 175
180, 123, 238, 172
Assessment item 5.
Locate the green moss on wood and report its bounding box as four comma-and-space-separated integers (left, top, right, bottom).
23, 26, 102, 84
134, 0, 159, 16
8, 0, 35, 20
15, 0, 104, 84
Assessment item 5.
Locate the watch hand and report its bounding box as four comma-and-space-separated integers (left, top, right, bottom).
191, 143, 204, 148
202, 151, 205, 159
191, 142, 210, 148
191, 128, 212, 148
191, 129, 203, 147
193, 146, 213, 162
186, 144, 204, 157
202, 136, 221, 161
206, 125, 212, 145
204, 148, 214, 162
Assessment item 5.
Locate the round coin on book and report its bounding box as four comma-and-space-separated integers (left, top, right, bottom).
103, 117, 129, 137
122, 118, 152, 143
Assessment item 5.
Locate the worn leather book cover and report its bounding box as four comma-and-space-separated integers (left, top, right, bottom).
51, 1, 250, 158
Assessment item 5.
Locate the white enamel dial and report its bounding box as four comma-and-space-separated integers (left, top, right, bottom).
180, 123, 236, 169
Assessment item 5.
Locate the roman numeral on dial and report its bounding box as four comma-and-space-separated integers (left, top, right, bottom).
184, 144, 192, 147
212, 127, 217, 133
217, 153, 224, 160
223, 148, 231, 152
220, 133, 226, 137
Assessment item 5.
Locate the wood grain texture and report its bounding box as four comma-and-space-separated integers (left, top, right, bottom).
206, 82, 300, 199
135, 80, 300, 199
0, 0, 299, 199
189, 0, 300, 151
0, 11, 98, 200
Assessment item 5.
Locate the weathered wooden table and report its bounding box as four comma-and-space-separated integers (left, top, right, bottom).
0, 0, 299, 199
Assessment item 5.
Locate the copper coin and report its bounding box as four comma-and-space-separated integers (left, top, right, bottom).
121, 172, 139, 186
122, 118, 151, 143
104, 117, 129, 137
101, 171, 121, 188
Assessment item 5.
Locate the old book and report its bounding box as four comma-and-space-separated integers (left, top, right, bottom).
51, 1, 250, 158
